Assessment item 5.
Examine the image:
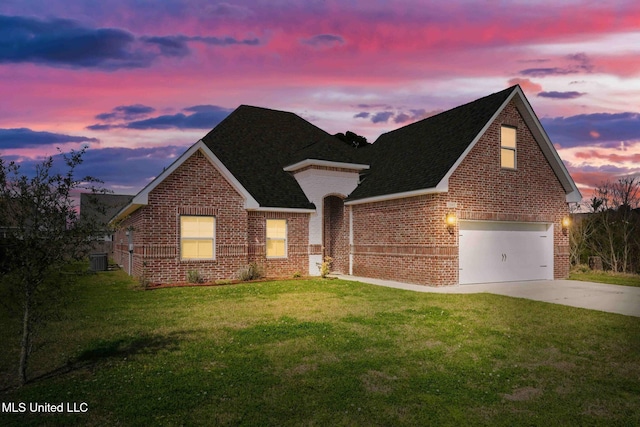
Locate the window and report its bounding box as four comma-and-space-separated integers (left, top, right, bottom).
180, 216, 215, 260
501, 126, 517, 169
266, 219, 287, 258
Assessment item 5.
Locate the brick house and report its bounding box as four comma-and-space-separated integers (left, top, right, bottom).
111, 85, 581, 285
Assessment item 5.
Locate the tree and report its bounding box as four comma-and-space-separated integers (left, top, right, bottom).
568, 204, 596, 267
586, 177, 640, 273
334, 131, 370, 148
0, 148, 106, 386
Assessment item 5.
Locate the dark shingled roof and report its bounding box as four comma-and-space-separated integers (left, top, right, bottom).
346, 85, 516, 201
198, 86, 517, 209
80, 193, 133, 226
201, 105, 369, 209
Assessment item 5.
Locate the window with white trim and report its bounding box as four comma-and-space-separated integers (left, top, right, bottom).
266, 219, 287, 258
500, 126, 517, 169
180, 216, 215, 260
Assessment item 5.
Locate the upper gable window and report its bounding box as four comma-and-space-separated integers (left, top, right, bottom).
500, 126, 517, 169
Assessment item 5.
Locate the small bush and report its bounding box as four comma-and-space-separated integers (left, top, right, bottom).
572, 264, 591, 274
293, 271, 302, 278
186, 269, 205, 284
137, 262, 151, 289
318, 256, 333, 278
237, 262, 263, 281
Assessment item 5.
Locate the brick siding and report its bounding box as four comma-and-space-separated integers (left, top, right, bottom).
351, 100, 570, 285
323, 195, 349, 273
114, 149, 312, 284
248, 211, 309, 278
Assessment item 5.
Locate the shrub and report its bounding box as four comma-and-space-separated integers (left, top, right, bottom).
572, 264, 591, 274
237, 262, 263, 281
137, 261, 151, 289
318, 256, 333, 278
186, 269, 205, 284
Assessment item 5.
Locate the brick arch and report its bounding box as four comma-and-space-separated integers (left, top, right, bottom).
323, 195, 348, 274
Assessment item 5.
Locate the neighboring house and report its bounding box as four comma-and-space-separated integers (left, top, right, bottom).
80, 193, 133, 255
111, 85, 581, 286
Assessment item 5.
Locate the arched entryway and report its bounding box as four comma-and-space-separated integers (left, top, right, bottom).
323, 195, 348, 274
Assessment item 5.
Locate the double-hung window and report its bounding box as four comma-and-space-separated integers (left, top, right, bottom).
266, 219, 287, 258
500, 126, 517, 169
180, 216, 215, 260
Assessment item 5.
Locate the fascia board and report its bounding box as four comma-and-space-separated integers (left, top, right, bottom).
284, 158, 370, 172
345, 185, 447, 206
249, 207, 316, 213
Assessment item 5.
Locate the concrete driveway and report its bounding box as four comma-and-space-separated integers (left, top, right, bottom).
333, 275, 640, 317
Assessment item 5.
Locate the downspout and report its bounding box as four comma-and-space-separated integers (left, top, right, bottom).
349, 206, 353, 275
126, 228, 134, 276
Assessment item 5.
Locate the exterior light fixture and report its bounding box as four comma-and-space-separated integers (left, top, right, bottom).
446, 213, 457, 228
561, 216, 571, 230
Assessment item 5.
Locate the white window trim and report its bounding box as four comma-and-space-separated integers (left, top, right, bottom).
501, 125, 517, 170
266, 219, 288, 259
180, 215, 216, 261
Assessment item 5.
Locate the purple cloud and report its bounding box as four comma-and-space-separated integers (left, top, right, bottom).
542, 112, 640, 147
126, 105, 233, 130
371, 111, 395, 123
0, 15, 153, 70
538, 91, 585, 99
22, 146, 185, 191
88, 105, 233, 131
520, 53, 593, 78
355, 108, 434, 125
520, 67, 574, 77
95, 104, 156, 122
302, 34, 345, 47
188, 35, 260, 46
0, 128, 98, 148
0, 14, 259, 71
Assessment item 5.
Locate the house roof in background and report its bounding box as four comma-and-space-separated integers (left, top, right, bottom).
80, 193, 133, 226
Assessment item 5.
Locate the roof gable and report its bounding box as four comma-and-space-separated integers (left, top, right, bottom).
346, 85, 581, 204
346, 86, 516, 202
201, 105, 369, 209
111, 141, 260, 222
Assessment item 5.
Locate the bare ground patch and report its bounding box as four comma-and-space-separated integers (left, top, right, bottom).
361, 369, 398, 394
501, 386, 542, 401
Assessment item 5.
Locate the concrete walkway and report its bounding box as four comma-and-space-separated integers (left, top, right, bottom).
332, 275, 640, 317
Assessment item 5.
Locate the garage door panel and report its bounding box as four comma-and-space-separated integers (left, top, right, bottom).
459, 221, 553, 285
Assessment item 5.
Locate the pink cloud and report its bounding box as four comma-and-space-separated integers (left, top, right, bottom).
508, 78, 543, 94
574, 150, 640, 164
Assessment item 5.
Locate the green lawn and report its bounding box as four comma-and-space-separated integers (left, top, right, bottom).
1, 270, 639, 426
569, 269, 640, 287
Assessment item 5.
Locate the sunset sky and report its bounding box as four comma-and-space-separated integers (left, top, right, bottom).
1, 0, 639, 203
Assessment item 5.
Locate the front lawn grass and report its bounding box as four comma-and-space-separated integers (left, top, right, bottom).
1, 270, 639, 426
569, 269, 640, 287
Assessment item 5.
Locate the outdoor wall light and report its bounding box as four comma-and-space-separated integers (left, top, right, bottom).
562, 216, 571, 230
446, 213, 457, 228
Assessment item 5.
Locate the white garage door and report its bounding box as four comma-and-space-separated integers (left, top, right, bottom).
459, 221, 553, 285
